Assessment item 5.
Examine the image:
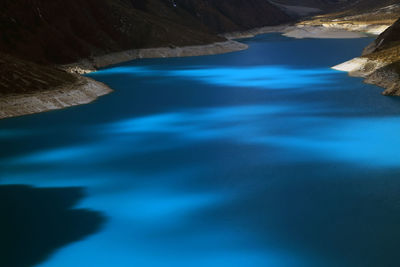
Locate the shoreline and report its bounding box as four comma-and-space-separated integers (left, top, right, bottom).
1, 22, 394, 120
0, 76, 112, 119
61, 40, 248, 74
282, 25, 368, 39
0, 40, 247, 120
333, 57, 400, 96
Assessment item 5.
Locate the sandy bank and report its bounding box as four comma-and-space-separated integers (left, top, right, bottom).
0, 76, 112, 119
62, 40, 248, 74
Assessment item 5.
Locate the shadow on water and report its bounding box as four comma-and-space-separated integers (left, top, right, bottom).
0, 185, 105, 267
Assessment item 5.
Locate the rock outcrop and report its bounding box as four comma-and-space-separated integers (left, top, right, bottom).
333, 18, 400, 95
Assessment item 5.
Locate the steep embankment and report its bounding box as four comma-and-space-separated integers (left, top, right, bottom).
333, 18, 400, 95
0, 0, 291, 119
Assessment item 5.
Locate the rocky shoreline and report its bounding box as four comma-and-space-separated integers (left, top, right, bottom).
332, 18, 400, 96
62, 40, 248, 74
282, 25, 368, 39
297, 22, 390, 35
0, 76, 112, 119
333, 57, 400, 96
1, 40, 248, 120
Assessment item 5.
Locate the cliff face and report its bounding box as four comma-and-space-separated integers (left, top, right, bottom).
0, 0, 290, 65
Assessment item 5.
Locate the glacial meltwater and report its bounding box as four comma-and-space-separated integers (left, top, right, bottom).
2, 34, 400, 267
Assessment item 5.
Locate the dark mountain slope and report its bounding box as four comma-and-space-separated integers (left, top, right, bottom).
272, 0, 345, 10
340, 0, 400, 13
0, 0, 291, 65
175, 0, 290, 33
0, 53, 77, 95
0, 0, 220, 65
364, 17, 400, 55
318, 0, 400, 22
362, 18, 400, 95
334, 18, 400, 96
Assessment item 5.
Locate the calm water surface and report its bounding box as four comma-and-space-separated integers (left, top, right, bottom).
2, 34, 400, 267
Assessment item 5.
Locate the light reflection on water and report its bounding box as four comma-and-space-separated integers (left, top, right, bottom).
1, 34, 400, 267
94, 65, 335, 89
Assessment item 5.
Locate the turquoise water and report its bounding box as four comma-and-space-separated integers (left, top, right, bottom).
2, 34, 400, 267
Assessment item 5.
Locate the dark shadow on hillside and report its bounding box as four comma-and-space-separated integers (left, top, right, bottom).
0, 185, 105, 267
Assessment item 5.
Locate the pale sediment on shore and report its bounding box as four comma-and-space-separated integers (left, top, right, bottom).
282, 20, 392, 39
62, 40, 248, 74
225, 23, 385, 41
1, 40, 247, 119
319, 23, 390, 35
0, 77, 112, 119
333, 57, 400, 95
332, 57, 386, 77
283, 25, 368, 39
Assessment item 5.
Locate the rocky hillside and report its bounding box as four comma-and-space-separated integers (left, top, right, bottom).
362, 18, 400, 95
297, 0, 400, 34
0, 0, 294, 117
0, 53, 77, 95
333, 18, 400, 95
0, 0, 290, 65
363, 17, 400, 55
272, 0, 348, 10
0, 52, 112, 119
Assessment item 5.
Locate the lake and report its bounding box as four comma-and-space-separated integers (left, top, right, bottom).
2, 33, 400, 267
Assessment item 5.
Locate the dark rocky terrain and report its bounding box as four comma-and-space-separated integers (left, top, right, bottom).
333, 17, 400, 95
299, 0, 400, 27
362, 18, 400, 95
0, 0, 293, 98
0, 0, 290, 66
273, 0, 349, 10
364, 18, 400, 55
0, 53, 77, 95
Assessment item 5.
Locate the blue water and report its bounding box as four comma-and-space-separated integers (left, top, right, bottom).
2, 34, 400, 267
